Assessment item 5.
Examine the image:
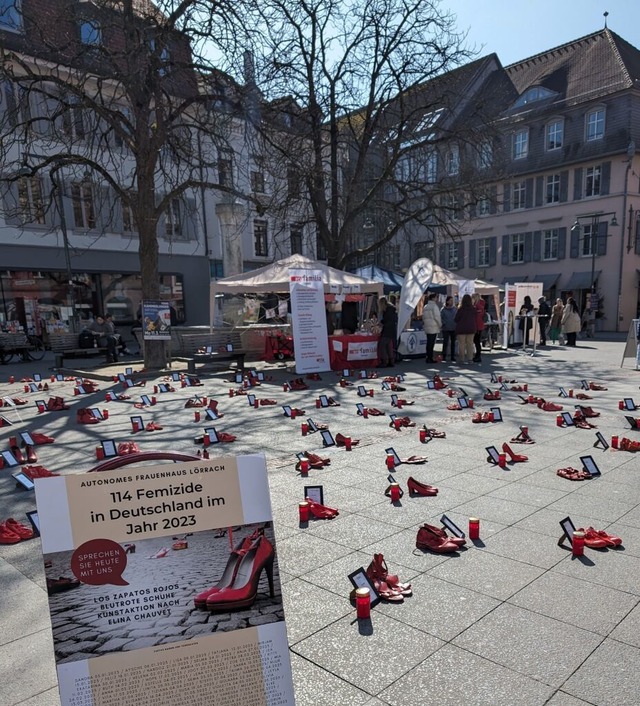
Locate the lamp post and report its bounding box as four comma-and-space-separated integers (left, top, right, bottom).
570, 211, 617, 332
625, 206, 640, 253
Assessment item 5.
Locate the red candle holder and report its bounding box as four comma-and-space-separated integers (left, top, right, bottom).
102, 409, 109, 419
521, 426, 529, 438
203, 433, 211, 447
368, 389, 374, 397
568, 389, 573, 397
468, 399, 474, 408
202, 396, 208, 405
153, 385, 158, 394
556, 415, 563, 427
468, 517, 480, 540
229, 389, 234, 397
194, 411, 201, 422
572, 530, 585, 557
523, 384, 528, 392
9, 375, 15, 384
301, 423, 309, 436
23, 385, 29, 393
488, 412, 494, 422
50, 375, 55, 382
390, 483, 401, 502
355, 587, 371, 619
283, 383, 289, 392
300, 459, 309, 476
132, 421, 141, 432
612, 435, 619, 448
393, 419, 402, 431
419, 429, 427, 443
362, 408, 368, 418
298, 502, 309, 522
290, 409, 297, 419
37, 403, 45, 413
344, 436, 352, 451
316, 399, 321, 408
96, 446, 105, 460
498, 453, 507, 468
619, 400, 624, 410
254, 399, 259, 409
386, 454, 395, 470
151, 396, 157, 405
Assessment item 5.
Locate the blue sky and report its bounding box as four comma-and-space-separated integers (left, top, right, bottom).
444, 0, 640, 66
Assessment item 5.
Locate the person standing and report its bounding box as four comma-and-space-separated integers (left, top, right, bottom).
440, 296, 457, 362
519, 295, 534, 345
422, 293, 442, 363
561, 297, 581, 347
471, 293, 486, 363
377, 296, 397, 367
549, 298, 564, 344
454, 294, 477, 364
537, 296, 551, 346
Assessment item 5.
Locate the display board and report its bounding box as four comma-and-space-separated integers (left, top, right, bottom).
35, 455, 294, 706
289, 268, 331, 373
141, 300, 172, 341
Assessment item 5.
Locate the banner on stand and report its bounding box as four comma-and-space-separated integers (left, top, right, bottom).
36, 455, 295, 706
289, 268, 331, 373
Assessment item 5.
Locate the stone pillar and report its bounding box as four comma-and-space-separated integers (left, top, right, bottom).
215, 200, 247, 277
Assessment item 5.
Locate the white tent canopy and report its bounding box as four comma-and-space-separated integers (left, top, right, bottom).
209, 254, 383, 326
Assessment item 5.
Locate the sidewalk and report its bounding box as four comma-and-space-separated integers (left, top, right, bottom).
1, 339, 639, 706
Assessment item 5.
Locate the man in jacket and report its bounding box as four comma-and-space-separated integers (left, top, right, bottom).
537, 297, 551, 346
88, 315, 119, 363
422, 293, 442, 363
472, 293, 486, 363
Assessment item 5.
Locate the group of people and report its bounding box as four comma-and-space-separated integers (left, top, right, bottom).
85, 314, 131, 363
520, 295, 582, 347
422, 292, 487, 365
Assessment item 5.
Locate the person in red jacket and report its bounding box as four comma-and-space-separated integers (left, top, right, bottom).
472, 293, 486, 363
454, 294, 477, 364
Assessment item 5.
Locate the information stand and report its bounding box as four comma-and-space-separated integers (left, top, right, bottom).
620, 318, 639, 369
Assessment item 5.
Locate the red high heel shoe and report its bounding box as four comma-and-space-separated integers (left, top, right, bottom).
501, 443, 528, 463
25, 445, 37, 463
194, 530, 262, 608
578, 406, 600, 418
205, 534, 276, 611
407, 477, 438, 496
425, 525, 466, 547
335, 433, 359, 447
416, 524, 460, 553
588, 382, 607, 391
305, 497, 339, 519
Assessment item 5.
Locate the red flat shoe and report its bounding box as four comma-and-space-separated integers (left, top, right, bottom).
400, 455, 428, 464
326, 397, 341, 406
259, 399, 277, 405
424, 428, 446, 438
448, 403, 462, 411
371, 577, 405, 602
305, 497, 339, 519
11, 398, 28, 406
5, 518, 34, 539
0, 523, 21, 544
407, 477, 438, 496
217, 432, 236, 442
556, 467, 591, 481
589, 382, 607, 391
145, 422, 163, 431
22, 465, 57, 479
541, 401, 563, 412
484, 390, 501, 400
586, 527, 622, 547
366, 554, 412, 596
575, 527, 608, 549
29, 432, 55, 444
471, 412, 483, 423
366, 408, 384, 415
575, 393, 592, 400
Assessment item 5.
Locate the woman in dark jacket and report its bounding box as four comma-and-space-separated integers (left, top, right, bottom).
454, 294, 477, 364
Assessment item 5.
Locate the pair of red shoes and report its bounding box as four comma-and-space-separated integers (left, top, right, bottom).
145, 422, 163, 432
0, 518, 34, 544
335, 433, 359, 447
557, 467, 592, 481
47, 397, 69, 411
364, 407, 384, 416
305, 497, 339, 519
619, 438, 640, 452
22, 465, 57, 480
416, 524, 465, 553
577, 527, 622, 548
472, 412, 493, 424
589, 382, 607, 391
4, 398, 28, 406
484, 390, 501, 401
184, 398, 207, 408
259, 399, 277, 406
289, 378, 308, 391
117, 442, 140, 455
77, 409, 101, 424
537, 399, 563, 412
577, 406, 600, 418
389, 417, 415, 428
296, 452, 330, 470
502, 442, 528, 463
421, 427, 446, 439
365, 554, 411, 601
8, 444, 37, 464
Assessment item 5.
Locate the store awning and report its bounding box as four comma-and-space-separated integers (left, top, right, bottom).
565, 270, 601, 291
501, 275, 528, 284
532, 273, 560, 291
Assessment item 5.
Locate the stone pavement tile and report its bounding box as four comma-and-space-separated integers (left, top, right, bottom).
15, 687, 61, 706
515, 507, 614, 538
453, 603, 602, 687
428, 550, 545, 600
553, 549, 640, 596
292, 612, 443, 694
437, 472, 514, 496
305, 513, 401, 550
361, 699, 392, 706
297, 549, 374, 596
0, 560, 51, 645
289, 652, 376, 706
464, 460, 538, 483
379, 644, 553, 706
451, 495, 539, 526
375, 574, 500, 641
354, 494, 456, 529
487, 481, 570, 508
361, 527, 455, 574
543, 693, 593, 706
282, 579, 353, 644
0, 628, 58, 706
274, 533, 355, 577
615, 504, 640, 529
518, 468, 592, 492
602, 522, 640, 557
562, 638, 640, 706
609, 602, 640, 648
508, 571, 638, 634
546, 492, 635, 524
481, 526, 568, 569
572, 476, 640, 505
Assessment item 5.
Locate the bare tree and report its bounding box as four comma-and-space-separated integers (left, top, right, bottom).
0, 0, 250, 368
219, 0, 508, 269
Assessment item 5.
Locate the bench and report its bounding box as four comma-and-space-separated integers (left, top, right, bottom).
0, 332, 45, 363
179, 331, 246, 374
49, 333, 108, 368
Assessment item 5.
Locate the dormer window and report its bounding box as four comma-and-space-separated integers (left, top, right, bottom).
512, 85, 556, 109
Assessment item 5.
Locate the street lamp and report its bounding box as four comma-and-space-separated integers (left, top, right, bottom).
570, 211, 618, 294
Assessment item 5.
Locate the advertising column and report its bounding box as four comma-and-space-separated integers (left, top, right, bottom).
289, 268, 331, 373
36, 455, 295, 706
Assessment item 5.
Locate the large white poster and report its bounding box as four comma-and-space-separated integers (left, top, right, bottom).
289, 268, 331, 373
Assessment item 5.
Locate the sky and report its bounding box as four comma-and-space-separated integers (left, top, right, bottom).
442, 0, 640, 66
